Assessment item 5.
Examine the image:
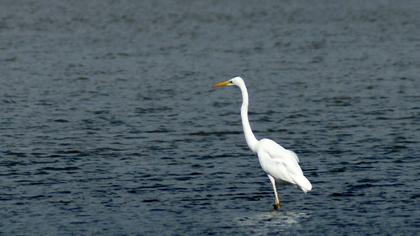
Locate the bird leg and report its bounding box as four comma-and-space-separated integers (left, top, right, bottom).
268, 175, 281, 210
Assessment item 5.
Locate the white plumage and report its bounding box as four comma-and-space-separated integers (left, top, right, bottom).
257, 139, 312, 193
213, 76, 312, 209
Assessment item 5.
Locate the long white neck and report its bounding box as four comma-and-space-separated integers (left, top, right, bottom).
238, 83, 259, 152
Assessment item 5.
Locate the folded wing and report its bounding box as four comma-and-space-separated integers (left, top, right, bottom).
257, 139, 312, 193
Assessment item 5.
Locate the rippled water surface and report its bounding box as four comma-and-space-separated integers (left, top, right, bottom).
1, 0, 420, 235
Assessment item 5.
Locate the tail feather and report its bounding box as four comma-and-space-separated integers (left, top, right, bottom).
294, 175, 312, 193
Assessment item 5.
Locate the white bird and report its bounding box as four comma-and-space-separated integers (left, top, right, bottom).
213, 76, 312, 209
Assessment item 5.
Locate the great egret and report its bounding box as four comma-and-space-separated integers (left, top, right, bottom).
213, 76, 312, 209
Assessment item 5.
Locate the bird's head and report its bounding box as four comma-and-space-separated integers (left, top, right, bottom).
213, 76, 244, 89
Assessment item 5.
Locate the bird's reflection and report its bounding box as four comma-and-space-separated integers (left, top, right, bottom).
235, 210, 310, 229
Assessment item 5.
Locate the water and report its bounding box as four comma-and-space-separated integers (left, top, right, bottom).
1, 0, 420, 235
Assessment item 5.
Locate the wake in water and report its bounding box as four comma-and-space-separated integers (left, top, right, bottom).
235, 210, 311, 233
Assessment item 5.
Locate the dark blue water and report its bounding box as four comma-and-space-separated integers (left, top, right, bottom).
1, 0, 420, 235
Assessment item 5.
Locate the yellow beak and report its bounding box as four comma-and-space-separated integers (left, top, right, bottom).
212, 80, 232, 89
